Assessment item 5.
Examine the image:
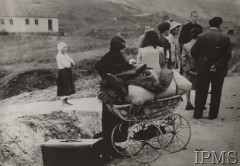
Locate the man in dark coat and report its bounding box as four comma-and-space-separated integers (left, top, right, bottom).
191, 17, 232, 119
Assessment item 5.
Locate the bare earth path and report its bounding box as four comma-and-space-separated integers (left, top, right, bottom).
0, 77, 240, 166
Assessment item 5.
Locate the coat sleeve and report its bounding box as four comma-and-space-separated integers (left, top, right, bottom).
159, 48, 165, 68
107, 53, 132, 74
191, 36, 202, 61
178, 25, 187, 45
107, 61, 132, 73
181, 45, 190, 72
214, 36, 232, 68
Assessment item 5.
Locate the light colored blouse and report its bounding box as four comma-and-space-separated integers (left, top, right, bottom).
137, 46, 164, 73
182, 39, 197, 72
56, 52, 74, 69
166, 33, 180, 63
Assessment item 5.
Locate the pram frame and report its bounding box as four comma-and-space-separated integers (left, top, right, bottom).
107, 95, 191, 164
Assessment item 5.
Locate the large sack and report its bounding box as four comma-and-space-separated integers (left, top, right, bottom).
125, 85, 155, 105
156, 78, 177, 99
173, 71, 192, 94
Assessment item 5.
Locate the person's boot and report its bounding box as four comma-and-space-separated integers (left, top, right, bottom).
185, 102, 195, 110
62, 98, 72, 106
65, 98, 73, 105
62, 98, 67, 106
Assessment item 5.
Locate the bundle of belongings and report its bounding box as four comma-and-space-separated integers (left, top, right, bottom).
98, 64, 192, 116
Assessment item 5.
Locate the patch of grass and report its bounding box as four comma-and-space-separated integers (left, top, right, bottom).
0, 69, 57, 100
74, 58, 101, 77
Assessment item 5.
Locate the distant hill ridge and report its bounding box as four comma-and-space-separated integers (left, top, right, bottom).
106, 0, 240, 22
0, 0, 239, 32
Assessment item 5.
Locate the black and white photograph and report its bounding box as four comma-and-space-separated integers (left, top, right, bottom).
0, 0, 240, 165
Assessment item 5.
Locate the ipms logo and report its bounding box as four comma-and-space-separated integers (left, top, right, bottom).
195, 151, 238, 164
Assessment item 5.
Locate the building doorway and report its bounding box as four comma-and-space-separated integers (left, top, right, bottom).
48, 19, 52, 31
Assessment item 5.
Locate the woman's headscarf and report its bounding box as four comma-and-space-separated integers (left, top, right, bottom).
57, 42, 67, 53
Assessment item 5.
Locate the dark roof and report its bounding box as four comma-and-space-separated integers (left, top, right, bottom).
0, 3, 58, 18
0, 16, 58, 19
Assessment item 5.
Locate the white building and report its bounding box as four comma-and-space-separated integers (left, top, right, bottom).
0, 16, 59, 33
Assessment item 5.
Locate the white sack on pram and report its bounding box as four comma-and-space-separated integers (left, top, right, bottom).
156, 78, 176, 99
125, 85, 155, 105
173, 71, 192, 94
156, 71, 192, 99
125, 71, 192, 105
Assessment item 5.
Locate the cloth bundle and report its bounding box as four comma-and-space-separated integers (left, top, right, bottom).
125, 71, 192, 105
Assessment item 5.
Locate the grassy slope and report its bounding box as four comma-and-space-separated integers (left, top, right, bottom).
0, 0, 168, 100
0, 0, 240, 101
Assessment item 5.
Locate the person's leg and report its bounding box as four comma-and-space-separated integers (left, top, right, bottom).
102, 104, 122, 156
186, 90, 191, 102
183, 72, 194, 110
209, 73, 225, 119
194, 73, 210, 119
185, 90, 194, 110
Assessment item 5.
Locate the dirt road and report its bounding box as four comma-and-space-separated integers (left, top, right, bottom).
0, 77, 239, 166
108, 76, 240, 166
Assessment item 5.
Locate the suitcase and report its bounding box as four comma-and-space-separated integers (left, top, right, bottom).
41, 139, 102, 166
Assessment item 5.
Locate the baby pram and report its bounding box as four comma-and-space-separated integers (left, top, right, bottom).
106, 95, 191, 164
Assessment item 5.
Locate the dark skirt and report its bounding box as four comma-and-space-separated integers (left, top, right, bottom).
57, 68, 76, 96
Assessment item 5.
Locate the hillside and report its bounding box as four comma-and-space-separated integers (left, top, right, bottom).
1, 0, 240, 32
106, 0, 240, 22
0, 0, 140, 32
0, 0, 240, 101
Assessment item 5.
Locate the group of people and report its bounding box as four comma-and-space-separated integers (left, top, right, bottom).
55, 10, 232, 160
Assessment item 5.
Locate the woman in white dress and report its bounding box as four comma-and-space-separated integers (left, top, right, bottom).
56, 42, 76, 106
137, 30, 165, 74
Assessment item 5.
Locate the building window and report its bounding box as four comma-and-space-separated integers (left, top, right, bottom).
0, 19, 4, 25
9, 19, 13, 25
25, 19, 29, 25
35, 19, 38, 25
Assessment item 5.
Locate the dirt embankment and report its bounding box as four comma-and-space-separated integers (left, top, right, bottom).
0, 110, 101, 166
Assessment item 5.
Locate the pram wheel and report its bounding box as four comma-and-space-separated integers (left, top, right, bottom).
127, 122, 164, 164
162, 113, 191, 152
111, 122, 131, 157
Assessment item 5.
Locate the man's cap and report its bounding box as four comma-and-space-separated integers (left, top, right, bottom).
157, 22, 170, 33
209, 17, 223, 28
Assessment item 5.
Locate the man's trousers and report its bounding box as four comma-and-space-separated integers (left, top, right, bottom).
194, 72, 225, 119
